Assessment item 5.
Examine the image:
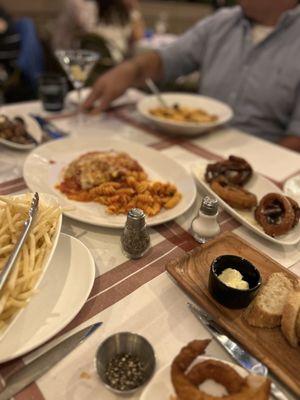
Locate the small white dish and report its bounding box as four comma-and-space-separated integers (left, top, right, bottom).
0, 193, 62, 341
23, 136, 196, 228
284, 174, 300, 203
140, 356, 271, 400
192, 162, 300, 246
137, 93, 233, 136
0, 233, 95, 362
0, 111, 43, 151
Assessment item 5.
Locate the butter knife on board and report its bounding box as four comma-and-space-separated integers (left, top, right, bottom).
0, 322, 102, 400
188, 302, 289, 400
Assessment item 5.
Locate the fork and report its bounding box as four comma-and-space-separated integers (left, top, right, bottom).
0, 193, 39, 292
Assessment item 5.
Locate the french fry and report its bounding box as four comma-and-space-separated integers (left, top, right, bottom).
0, 195, 61, 333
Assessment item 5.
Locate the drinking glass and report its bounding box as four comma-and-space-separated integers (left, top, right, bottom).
55, 49, 99, 108
38, 74, 67, 112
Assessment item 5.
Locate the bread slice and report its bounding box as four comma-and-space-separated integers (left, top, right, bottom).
244, 272, 295, 328
281, 289, 300, 347
296, 307, 300, 341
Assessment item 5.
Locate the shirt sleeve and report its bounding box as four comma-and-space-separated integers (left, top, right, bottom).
287, 85, 300, 137
157, 14, 215, 82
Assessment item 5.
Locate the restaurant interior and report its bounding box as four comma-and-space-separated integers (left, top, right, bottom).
0, 1, 300, 399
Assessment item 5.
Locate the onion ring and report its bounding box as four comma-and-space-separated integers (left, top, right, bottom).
255, 193, 295, 237
205, 156, 253, 186
210, 178, 257, 210
171, 340, 270, 400
286, 196, 300, 227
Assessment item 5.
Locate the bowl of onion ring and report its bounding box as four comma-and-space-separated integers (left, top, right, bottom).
209, 255, 261, 309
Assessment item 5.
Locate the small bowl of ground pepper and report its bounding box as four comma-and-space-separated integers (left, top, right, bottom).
96, 332, 156, 394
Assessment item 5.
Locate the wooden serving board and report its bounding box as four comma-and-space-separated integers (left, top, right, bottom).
166, 231, 300, 396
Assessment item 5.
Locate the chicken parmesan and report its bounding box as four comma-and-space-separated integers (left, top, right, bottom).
56, 151, 182, 216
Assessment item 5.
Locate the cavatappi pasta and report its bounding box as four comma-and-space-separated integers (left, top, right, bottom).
56, 151, 182, 216
149, 104, 218, 124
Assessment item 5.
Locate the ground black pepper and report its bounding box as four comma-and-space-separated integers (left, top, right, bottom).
105, 353, 146, 391
121, 208, 150, 259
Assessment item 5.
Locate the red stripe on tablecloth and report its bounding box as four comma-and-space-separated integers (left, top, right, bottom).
115, 110, 166, 140
0, 360, 44, 400
88, 239, 174, 298
180, 141, 223, 161
15, 383, 45, 400
0, 177, 25, 189
58, 245, 185, 335
220, 217, 241, 233
0, 182, 27, 195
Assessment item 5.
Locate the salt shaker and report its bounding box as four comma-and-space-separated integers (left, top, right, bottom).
191, 196, 220, 244
121, 208, 150, 259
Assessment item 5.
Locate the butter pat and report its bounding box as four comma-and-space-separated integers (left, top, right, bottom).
218, 268, 249, 290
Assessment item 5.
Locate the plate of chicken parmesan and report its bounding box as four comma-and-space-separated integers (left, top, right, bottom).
23, 136, 196, 228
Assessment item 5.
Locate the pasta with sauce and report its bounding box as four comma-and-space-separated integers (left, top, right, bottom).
56, 151, 182, 216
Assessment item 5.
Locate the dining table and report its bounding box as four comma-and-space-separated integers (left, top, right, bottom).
0, 89, 300, 400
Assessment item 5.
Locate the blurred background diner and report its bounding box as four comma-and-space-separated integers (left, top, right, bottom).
0, 0, 300, 152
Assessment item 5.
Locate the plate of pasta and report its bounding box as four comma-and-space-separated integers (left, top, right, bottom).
23, 136, 196, 228
0, 193, 62, 340
137, 93, 233, 136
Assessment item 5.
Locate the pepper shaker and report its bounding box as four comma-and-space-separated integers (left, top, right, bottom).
121, 208, 150, 259
191, 196, 220, 244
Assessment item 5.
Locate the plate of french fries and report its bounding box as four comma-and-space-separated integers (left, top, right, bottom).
0, 193, 62, 340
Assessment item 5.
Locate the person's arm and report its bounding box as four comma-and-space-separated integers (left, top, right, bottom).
83, 51, 163, 112
83, 12, 216, 112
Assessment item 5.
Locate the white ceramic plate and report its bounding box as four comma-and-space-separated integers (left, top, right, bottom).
0, 233, 95, 363
140, 356, 272, 400
137, 93, 233, 136
67, 87, 144, 107
192, 162, 300, 246
284, 174, 300, 203
23, 136, 196, 228
0, 193, 62, 341
0, 111, 43, 151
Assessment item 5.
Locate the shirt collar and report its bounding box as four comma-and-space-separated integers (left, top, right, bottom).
239, 5, 300, 30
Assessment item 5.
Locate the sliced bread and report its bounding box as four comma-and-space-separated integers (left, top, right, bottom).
281, 289, 300, 347
244, 272, 295, 328
297, 308, 300, 341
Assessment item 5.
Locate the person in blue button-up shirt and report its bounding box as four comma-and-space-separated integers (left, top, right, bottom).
83, 0, 300, 152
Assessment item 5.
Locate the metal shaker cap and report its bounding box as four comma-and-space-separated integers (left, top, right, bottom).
200, 196, 218, 216
126, 208, 146, 229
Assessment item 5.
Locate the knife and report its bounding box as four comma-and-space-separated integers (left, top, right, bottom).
0, 193, 39, 292
0, 322, 102, 400
188, 303, 289, 400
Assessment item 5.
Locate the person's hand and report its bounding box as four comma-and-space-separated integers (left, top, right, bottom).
82, 62, 136, 114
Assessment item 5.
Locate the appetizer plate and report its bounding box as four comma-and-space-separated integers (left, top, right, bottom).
0, 110, 43, 151
140, 356, 270, 400
0, 233, 95, 363
23, 136, 196, 228
192, 162, 300, 246
0, 193, 62, 341
284, 174, 300, 203
137, 93, 233, 136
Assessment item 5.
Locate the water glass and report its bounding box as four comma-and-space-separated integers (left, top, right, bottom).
38, 74, 67, 112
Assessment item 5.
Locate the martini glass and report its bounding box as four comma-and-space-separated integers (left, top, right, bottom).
55, 49, 99, 110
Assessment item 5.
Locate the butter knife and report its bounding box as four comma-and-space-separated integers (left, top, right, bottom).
0, 322, 102, 400
0, 193, 39, 292
188, 302, 289, 400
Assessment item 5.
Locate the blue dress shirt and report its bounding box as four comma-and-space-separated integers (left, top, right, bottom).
158, 6, 300, 142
